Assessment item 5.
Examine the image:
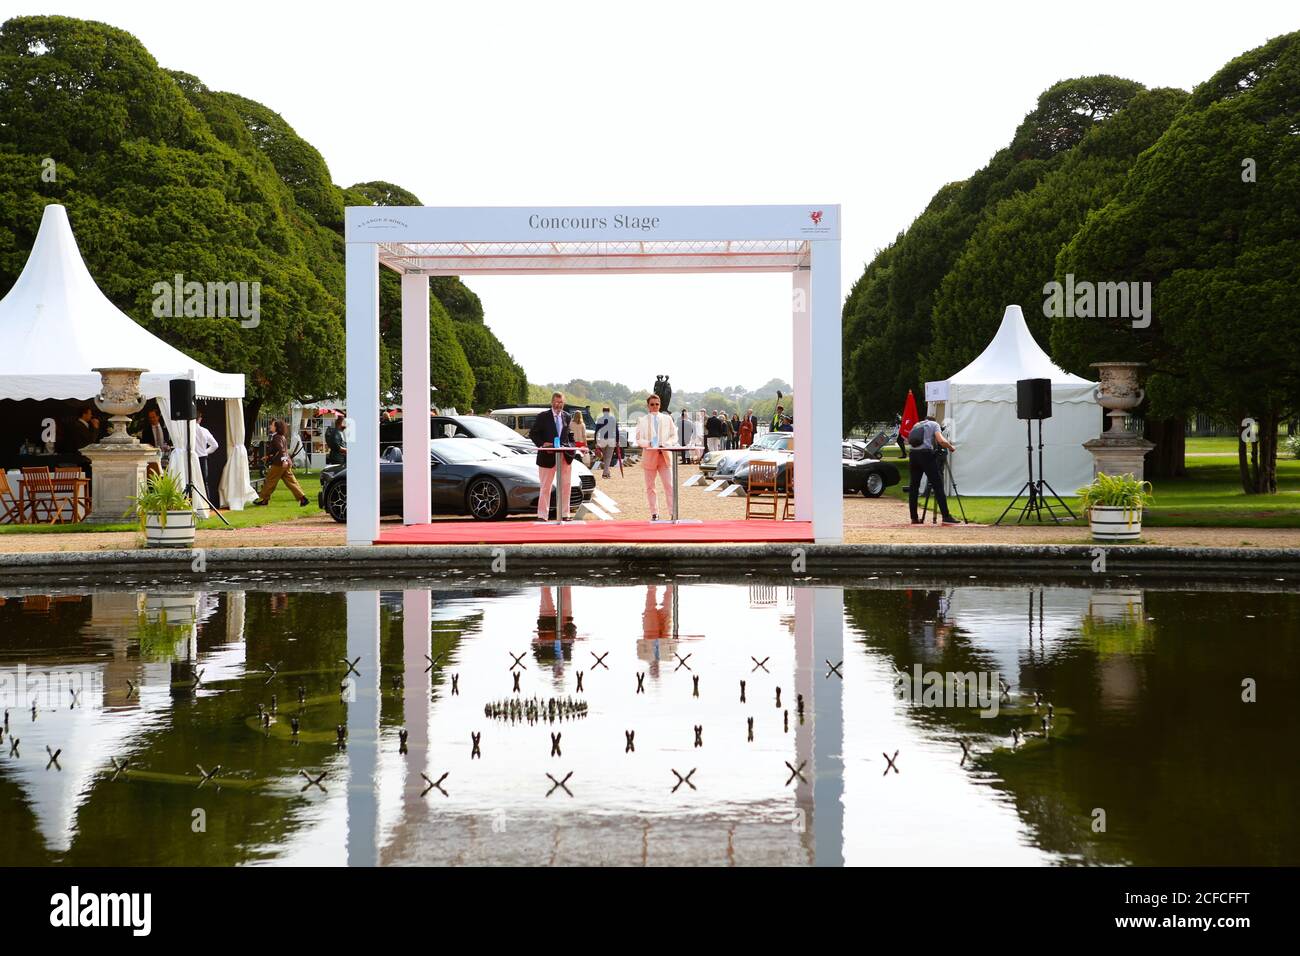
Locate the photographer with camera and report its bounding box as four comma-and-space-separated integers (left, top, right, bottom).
907, 414, 960, 525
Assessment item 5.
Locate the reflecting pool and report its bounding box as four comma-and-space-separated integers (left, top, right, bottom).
0, 577, 1295, 866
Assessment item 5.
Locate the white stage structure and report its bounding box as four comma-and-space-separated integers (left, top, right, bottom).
344, 205, 843, 543
927, 305, 1099, 496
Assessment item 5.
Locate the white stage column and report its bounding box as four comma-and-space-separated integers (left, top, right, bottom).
792, 267, 812, 522
345, 242, 381, 545
401, 274, 431, 524
808, 240, 843, 543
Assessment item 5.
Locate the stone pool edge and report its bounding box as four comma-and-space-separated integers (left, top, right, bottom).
0, 543, 1295, 580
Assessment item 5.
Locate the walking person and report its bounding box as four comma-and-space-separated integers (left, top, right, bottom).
528, 392, 576, 521
634, 393, 678, 521
594, 405, 619, 478
253, 420, 309, 507
193, 409, 220, 505
906, 415, 959, 525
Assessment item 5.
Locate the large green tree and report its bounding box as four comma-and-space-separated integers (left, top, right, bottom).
925, 87, 1188, 382
842, 76, 1145, 428
0, 15, 346, 406
1053, 31, 1300, 492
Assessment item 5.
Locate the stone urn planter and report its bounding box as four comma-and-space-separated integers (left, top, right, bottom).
91, 367, 148, 443
1090, 362, 1146, 437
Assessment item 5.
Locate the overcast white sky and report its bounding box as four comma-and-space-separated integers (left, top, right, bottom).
14, 1, 1298, 392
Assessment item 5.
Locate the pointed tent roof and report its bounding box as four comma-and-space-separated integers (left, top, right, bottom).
948, 304, 1093, 387
0, 204, 244, 401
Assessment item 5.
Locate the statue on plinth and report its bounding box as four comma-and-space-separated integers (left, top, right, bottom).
653, 374, 672, 414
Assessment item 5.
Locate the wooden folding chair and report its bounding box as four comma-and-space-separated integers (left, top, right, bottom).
21, 467, 65, 524
53, 467, 89, 522
0, 472, 24, 524
745, 460, 780, 520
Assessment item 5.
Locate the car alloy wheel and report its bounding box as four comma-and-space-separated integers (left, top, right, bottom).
864, 472, 885, 497
467, 478, 506, 520
325, 481, 348, 522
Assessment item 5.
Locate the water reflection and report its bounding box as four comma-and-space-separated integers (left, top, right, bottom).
0, 578, 1295, 866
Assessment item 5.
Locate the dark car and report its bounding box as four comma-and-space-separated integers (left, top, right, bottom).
729, 441, 900, 497
381, 414, 596, 500
318, 437, 583, 522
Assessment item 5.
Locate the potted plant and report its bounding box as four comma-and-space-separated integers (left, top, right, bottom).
127, 471, 195, 548
1076, 472, 1154, 541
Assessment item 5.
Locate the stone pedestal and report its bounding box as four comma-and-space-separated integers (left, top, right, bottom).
1082, 435, 1154, 482
82, 442, 158, 523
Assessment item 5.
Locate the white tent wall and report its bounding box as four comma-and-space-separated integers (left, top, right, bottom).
220, 400, 258, 509
947, 383, 1099, 496
936, 305, 1101, 497
0, 204, 256, 511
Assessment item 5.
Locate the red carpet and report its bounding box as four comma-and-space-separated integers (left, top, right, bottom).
376, 518, 814, 545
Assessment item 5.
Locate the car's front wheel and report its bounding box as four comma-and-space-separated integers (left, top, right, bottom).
863, 472, 886, 498
467, 477, 507, 520
325, 481, 348, 522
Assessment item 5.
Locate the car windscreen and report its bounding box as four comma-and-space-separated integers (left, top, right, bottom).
429, 439, 507, 463
461, 416, 526, 442
754, 433, 786, 449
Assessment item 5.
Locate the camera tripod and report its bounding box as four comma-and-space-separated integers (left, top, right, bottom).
919, 448, 968, 524
995, 418, 1077, 525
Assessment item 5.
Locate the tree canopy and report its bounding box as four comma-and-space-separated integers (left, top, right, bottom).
0, 15, 527, 412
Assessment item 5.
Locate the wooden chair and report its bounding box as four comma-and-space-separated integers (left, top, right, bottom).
0, 472, 24, 524
745, 460, 780, 520
782, 460, 795, 520
53, 467, 90, 522
21, 467, 66, 524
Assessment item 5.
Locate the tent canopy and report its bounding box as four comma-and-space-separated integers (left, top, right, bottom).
930, 305, 1100, 496
0, 204, 244, 401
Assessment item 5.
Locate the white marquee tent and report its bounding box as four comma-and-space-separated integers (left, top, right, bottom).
928, 305, 1099, 496
0, 204, 256, 509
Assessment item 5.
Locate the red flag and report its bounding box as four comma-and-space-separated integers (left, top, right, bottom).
900, 390, 919, 439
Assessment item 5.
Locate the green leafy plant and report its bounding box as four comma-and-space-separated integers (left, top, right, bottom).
1076, 472, 1154, 518
126, 470, 192, 533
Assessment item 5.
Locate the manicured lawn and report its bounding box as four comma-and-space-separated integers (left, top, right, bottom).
886, 457, 1300, 527
0, 473, 323, 534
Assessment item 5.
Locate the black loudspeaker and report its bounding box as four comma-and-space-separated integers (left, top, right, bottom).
1016, 378, 1052, 420
169, 378, 197, 421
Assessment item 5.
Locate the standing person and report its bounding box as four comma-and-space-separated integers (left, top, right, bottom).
193, 409, 220, 505
594, 405, 619, 478
634, 393, 678, 521
63, 405, 96, 452
907, 415, 959, 525
325, 417, 347, 465
138, 406, 172, 467
571, 410, 590, 467
740, 408, 755, 448
770, 404, 785, 432
679, 408, 690, 464
729, 413, 740, 450
704, 410, 722, 453
253, 420, 309, 507
528, 391, 576, 521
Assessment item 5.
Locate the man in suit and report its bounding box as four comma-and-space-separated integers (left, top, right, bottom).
528, 391, 576, 521
138, 407, 172, 467
634, 392, 678, 520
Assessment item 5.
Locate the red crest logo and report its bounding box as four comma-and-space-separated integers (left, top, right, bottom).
810, 210, 823, 225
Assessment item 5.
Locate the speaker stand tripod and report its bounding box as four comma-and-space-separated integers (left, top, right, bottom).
183, 419, 231, 528
995, 418, 1077, 525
